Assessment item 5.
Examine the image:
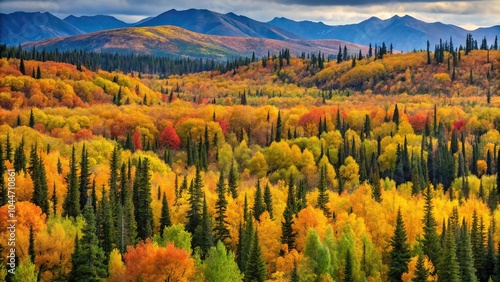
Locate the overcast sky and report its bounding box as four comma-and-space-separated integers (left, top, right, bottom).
1, 0, 499, 30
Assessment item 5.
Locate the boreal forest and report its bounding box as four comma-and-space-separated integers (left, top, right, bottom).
0, 33, 499, 282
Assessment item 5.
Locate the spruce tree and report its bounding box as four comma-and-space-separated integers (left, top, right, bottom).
51, 183, 57, 216
213, 172, 230, 244
68, 203, 107, 281
422, 186, 441, 275
263, 183, 274, 219
413, 254, 429, 282
344, 249, 354, 282
392, 104, 400, 127
471, 212, 486, 281
159, 193, 172, 237
97, 186, 113, 262
63, 146, 80, 218
19, 57, 25, 75
317, 166, 330, 216
186, 167, 203, 235
439, 221, 460, 282
29, 109, 35, 128
228, 161, 239, 199
281, 189, 296, 253
5, 133, 12, 163
389, 209, 411, 282
275, 110, 282, 142
457, 219, 477, 282
485, 227, 496, 281
28, 226, 35, 263
134, 158, 154, 240
194, 195, 214, 258
29, 145, 49, 214
244, 231, 267, 282
78, 145, 91, 211
253, 179, 265, 221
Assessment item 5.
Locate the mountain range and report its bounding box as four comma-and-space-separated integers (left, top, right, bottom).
1, 9, 499, 54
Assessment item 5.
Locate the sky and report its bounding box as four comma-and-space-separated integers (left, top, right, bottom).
1, 0, 499, 30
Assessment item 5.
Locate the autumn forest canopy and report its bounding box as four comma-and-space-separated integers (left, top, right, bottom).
0, 33, 500, 282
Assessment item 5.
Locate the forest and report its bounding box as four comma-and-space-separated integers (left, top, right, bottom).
0, 35, 499, 282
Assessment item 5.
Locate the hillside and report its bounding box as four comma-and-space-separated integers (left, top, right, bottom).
21, 25, 368, 59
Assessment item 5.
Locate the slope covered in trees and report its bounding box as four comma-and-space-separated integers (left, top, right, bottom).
0, 36, 499, 281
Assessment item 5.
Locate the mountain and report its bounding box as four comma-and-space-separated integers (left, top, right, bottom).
136, 9, 299, 40
21, 25, 368, 60
0, 12, 83, 46
64, 15, 130, 33
268, 15, 499, 51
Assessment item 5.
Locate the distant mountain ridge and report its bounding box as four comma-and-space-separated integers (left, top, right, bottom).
64, 15, 131, 33
268, 15, 500, 51
136, 9, 299, 40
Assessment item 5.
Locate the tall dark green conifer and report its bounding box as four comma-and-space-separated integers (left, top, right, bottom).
253, 179, 265, 221
63, 146, 80, 218
457, 219, 477, 282
413, 254, 429, 282
186, 167, 203, 235
159, 193, 172, 237
78, 145, 91, 211
68, 203, 107, 281
213, 172, 230, 244
275, 110, 282, 142
439, 221, 461, 282
317, 166, 330, 216
263, 183, 274, 219
134, 158, 154, 240
422, 186, 441, 275
389, 209, 411, 282
97, 186, 113, 262
194, 195, 214, 258
244, 230, 267, 282
344, 249, 354, 282
228, 161, 239, 199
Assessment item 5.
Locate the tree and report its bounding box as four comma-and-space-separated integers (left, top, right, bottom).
29, 109, 35, 128
29, 144, 49, 214
213, 172, 231, 245
36, 65, 41, 79
134, 158, 154, 240
344, 249, 354, 282
244, 231, 267, 282
457, 219, 478, 282
276, 110, 283, 142
194, 196, 214, 258
63, 146, 80, 218
228, 161, 239, 199
159, 193, 172, 237
439, 221, 460, 282
303, 229, 331, 279
253, 179, 265, 221
422, 186, 441, 275
97, 186, 113, 261
159, 125, 181, 149
79, 145, 91, 211
186, 167, 203, 235
281, 177, 297, 253
203, 241, 243, 282
263, 183, 274, 219
28, 225, 35, 263
412, 254, 429, 282
20, 57, 25, 75
389, 209, 411, 282
316, 166, 330, 216
68, 203, 107, 281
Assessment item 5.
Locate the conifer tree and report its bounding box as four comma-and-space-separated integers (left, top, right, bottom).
68, 203, 107, 281
263, 182, 274, 219
29, 144, 49, 214
457, 219, 477, 282
244, 230, 267, 282
97, 186, 113, 262
344, 249, 354, 282
275, 110, 282, 142
471, 212, 486, 281
422, 186, 441, 275
186, 167, 203, 234
228, 161, 239, 199
13, 136, 26, 173
392, 104, 400, 127
195, 195, 214, 258
19, 57, 25, 75
79, 145, 91, 211
389, 209, 411, 282
485, 226, 496, 281
5, 133, 13, 163
134, 158, 154, 240
439, 221, 460, 282
253, 179, 265, 221
317, 166, 330, 216
63, 146, 80, 218
117, 162, 137, 253
29, 109, 35, 128
28, 226, 35, 263
159, 193, 172, 237
281, 182, 296, 253
213, 172, 230, 244
413, 254, 429, 282
36, 65, 41, 79
51, 183, 57, 216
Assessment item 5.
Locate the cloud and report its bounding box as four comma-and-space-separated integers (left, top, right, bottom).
0, 0, 498, 28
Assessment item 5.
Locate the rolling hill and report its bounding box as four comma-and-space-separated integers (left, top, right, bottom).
0, 12, 84, 45
136, 9, 299, 40
21, 25, 368, 60
64, 15, 131, 33
268, 15, 500, 51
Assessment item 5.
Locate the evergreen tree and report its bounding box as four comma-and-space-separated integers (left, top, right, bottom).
412, 254, 429, 282
344, 249, 354, 282
317, 166, 330, 216
228, 161, 239, 199
5, 133, 13, 163
51, 183, 57, 216
422, 186, 442, 275
263, 182, 274, 219
36, 65, 41, 79
13, 136, 26, 173
68, 203, 107, 281
29, 144, 49, 214
29, 109, 35, 128
244, 231, 267, 282
253, 179, 265, 221
28, 226, 35, 263
134, 158, 154, 240
439, 221, 460, 282
186, 167, 203, 234
276, 110, 282, 142
97, 186, 113, 262
213, 172, 231, 245
159, 193, 172, 237
19, 57, 25, 75
389, 209, 411, 282
458, 219, 477, 282
63, 146, 80, 218
471, 212, 486, 282
392, 104, 400, 127
281, 182, 296, 253
485, 226, 496, 281
117, 162, 137, 253
79, 145, 91, 211
194, 195, 214, 258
